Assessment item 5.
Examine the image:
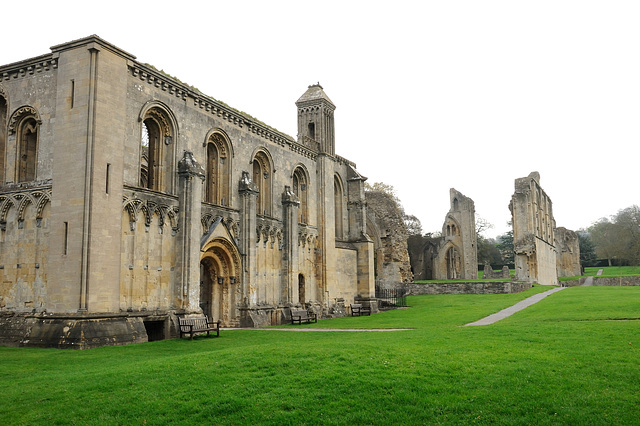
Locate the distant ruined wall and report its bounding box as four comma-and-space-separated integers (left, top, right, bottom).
434, 189, 478, 280
509, 172, 558, 285
365, 190, 413, 288
407, 189, 478, 281
555, 227, 581, 277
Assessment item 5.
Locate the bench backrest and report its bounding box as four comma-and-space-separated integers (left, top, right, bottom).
291, 310, 309, 318
179, 317, 210, 330
351, 304, 362, 310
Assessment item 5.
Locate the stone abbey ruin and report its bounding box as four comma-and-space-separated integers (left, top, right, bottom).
409, 173, 580, 288
0, 36, 579, 348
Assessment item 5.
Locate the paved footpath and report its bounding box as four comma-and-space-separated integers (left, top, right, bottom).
464, 287, 567, 326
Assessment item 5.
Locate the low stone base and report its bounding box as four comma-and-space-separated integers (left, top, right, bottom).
404, 281, 532, 295
0, 312, 178, 349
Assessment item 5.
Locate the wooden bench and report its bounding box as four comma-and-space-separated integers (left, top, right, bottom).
350, 303, 371, 316
290, 309, 317, 325
178, 316, 220, 339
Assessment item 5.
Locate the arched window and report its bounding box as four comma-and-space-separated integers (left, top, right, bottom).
292, 166, 308, 224
252, 150, 272, 216
0, 94, 7, 183
334, 175, 345, 239
17, 116, 38, 182
205, 132, 231, 206
140, 106, 174, 193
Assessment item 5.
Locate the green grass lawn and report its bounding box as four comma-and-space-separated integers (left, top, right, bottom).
2, 286, 639, 425
583, 266, 640, 277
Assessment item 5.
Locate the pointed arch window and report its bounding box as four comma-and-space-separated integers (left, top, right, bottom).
140, 107, 174, 193
252, 151, 272, 216
205, 133, 231, 206
292, 167, 308, 224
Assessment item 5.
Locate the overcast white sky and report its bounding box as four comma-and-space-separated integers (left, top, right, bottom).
3, 1, 639, 238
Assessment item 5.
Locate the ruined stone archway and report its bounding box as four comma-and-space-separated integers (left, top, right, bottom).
200, 237, 241, 327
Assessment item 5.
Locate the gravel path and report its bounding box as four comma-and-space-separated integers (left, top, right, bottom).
464, 287, 567, 326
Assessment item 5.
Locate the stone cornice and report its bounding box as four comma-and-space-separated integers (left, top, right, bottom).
0, 54, 58, 82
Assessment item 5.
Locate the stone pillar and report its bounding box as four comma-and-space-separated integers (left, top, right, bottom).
239, 171, 259, 310
176, 151, 204, 312
281, 185, 300, 304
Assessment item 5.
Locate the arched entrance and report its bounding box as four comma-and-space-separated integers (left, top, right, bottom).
446, 246, 461, 279
200, 237, 241, 327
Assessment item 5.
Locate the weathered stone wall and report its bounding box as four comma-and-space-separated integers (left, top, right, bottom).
564, 276, 640, 287
483, 264, 510, 279
404, 281, 532, 295
365, 190, 413, 289
407, 235, 439, 280
555, 227, 581, 277
510, 172, 558, 285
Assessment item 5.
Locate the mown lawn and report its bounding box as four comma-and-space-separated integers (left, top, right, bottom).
1, 286, 639, 425
583, 266, 640, 277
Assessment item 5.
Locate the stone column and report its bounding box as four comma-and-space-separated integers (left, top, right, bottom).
238, 171, 258, 311
176, 151, 204, 312
281, 185, 300, 304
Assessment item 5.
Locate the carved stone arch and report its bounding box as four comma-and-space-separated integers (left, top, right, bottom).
201, 237, 242, 280
122, 196, 143, 224
203, 128, 234, 158
8, 105, 41, 135
292, 164, 310, 224
156, 204, 170, 228
10, 106, 40, 182
140, 202, 153, 227
204, 129, 233, 206
0, 195, 17, 223
138, 101, 178, 192
251, 147, 274, 216
138, 100, 179, 138
17, 193, 37, 221
441, 241, 462, 280
443, 214, 461, 237
250, 147, 275, 174
34, 190, 52, 219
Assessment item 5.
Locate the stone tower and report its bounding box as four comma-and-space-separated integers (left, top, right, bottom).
296, 83, 336, 155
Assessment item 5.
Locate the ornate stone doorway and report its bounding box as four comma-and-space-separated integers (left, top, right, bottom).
200, 237, 241, 327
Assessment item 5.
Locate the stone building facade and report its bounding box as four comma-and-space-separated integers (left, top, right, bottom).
509, 172, 558, 285
408, 189, 478, 280
0, 36, 378, 348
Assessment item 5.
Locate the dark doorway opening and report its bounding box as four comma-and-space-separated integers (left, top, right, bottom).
144, 320, 165, 342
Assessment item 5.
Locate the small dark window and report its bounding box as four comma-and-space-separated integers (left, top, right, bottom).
308, 122, 315, 140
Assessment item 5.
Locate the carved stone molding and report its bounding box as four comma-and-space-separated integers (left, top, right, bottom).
8, 106, 41, 135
